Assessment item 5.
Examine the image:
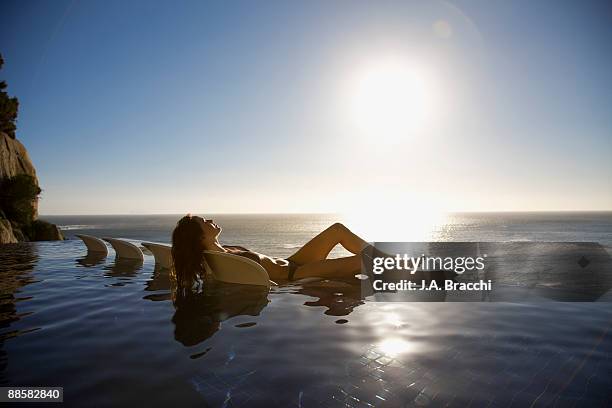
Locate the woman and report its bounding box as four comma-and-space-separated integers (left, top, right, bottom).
171, 214, 377, 291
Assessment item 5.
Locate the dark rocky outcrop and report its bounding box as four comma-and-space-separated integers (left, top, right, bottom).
0, 131, 63, 244
0, 217, 17, 243
30, 219, 64, 241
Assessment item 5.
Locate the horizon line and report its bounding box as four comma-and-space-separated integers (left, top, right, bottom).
38, 209, 612, 217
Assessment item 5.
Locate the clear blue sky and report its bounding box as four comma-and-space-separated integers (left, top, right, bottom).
1, 0, 611, 215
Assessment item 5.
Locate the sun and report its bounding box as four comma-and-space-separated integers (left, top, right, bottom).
347, 56, 435, 138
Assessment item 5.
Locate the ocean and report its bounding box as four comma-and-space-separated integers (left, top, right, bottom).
45, 211, 612, 254
1, 212, 611, 406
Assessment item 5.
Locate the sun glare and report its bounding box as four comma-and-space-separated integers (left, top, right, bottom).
340, 192, 447, 241
348, 56, 436, 138
377, 338, 412, 357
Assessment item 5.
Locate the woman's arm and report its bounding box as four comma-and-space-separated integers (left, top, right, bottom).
222, 244, 250, 252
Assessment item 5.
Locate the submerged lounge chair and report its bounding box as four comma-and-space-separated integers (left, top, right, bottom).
103, 237, 144, 261
204, 250, 274, 288
77, 235, 272, 287
76, 234, 109, 255
141, 242, 172, 269
141, 241, 274, 288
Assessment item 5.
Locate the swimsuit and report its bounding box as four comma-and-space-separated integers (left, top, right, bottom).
286, 259, 300, 281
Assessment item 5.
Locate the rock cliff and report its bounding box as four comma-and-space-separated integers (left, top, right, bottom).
0, 131, 63, 243
0, 131, 38, 179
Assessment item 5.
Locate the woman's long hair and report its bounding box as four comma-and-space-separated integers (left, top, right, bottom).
171, 215, 206, 296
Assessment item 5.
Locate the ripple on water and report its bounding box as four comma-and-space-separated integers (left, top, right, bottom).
0, 241, 611, 406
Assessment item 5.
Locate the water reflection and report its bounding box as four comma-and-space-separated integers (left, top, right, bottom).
142, 268, 271, 343
103, 258, 143, 286
287, 272, 455, 318
75, 252, 107, 268
143, 265, 172, 301
0, 244, 39, 384
290, 279, 365, 317
172, 283, 269, 347
376, 338, 413, 357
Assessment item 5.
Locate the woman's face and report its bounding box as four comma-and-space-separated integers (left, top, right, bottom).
196, 217, 221, 241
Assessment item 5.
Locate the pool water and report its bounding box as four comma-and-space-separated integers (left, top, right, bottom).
1, 239, 611, 407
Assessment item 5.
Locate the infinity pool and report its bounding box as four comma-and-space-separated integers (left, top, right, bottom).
1, 240, 611, 407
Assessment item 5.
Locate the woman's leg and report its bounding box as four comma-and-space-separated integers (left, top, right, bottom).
293, 255, 362, 280
287, 223, 369, 265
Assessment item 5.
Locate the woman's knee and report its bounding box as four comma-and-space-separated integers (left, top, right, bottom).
329, 222, 349, 234
321, 223, 353, 247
